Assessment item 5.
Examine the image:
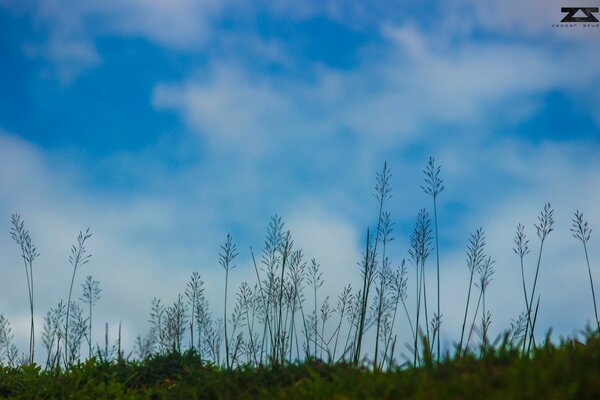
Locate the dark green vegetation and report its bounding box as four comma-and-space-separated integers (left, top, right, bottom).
0, 331, 599, 399
1, 157, 598, 398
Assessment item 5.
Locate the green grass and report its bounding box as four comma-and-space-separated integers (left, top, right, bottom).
0, 331, 599, 399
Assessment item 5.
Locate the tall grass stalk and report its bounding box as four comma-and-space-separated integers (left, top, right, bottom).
464, 258, 491, 352
64, 228, 92, 366
81, 275, 101, 357
287, 250, 306, 361
42, 301, 65, 368
408, 209, 433, 366
218, 233, 238, 369
422, 156, 444, 361
373, 210, 393, 368
185, 272, 204, 352
355, 162, 391, 365
353, 230, 376, 364
274, 231, 292, 364
332, 285, 351, 361
513, 224, 531, 355
526, 203, 554, 352
308, 259, 323, 359
259, 216, 284, 360
479, 257, 494, 354
571, 210, 598, 333
250, 247, 272, 364
381, 260, 408, 369
10, 214, 39, 364
459, 228, 485, 356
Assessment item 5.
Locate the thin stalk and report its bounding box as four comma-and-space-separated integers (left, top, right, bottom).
354, 231, 375, 364
458, 270, 475, 356
332, 313, 344, 361
530, 296, 540, 347
297, 298, 311, 359
64, 229, 91, 366
481, 287, 487, 354
433, 196, 441, 361
250, 248, 272, 364
219, 234, 238, 369
11, 215, 39, 364
421, 259, 431, 345
244, 300, 257, 365
414, 256, 421, 367
88, 298, 93, 357
276, 234, 290, 364
401, 298, 415, 344
313, 281, 318, 357
224, 268, 230, 369
29, 265, 34, 363
583, 242, 600, 333
374, 285, 384, 366
572, 211, 599, 333
65, 273, 77, 363
526, 203, 554, 352
526, 239, 545, 351
520, 253, 530, 355
465, 288, 483, 352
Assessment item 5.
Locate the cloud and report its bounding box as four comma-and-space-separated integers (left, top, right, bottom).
2, 0, 222, 80
87, 0, 221, 50
152, 65, 290, 156
151, 18, 600, 163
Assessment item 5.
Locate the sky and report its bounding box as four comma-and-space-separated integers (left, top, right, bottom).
0, 0, 599, 360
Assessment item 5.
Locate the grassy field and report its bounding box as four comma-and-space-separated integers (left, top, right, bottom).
0, 331, 599, 399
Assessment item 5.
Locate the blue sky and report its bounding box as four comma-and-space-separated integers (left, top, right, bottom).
0, 0, 599, 357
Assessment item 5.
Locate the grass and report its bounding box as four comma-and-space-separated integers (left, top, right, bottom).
0, 157, 598, 397
10, 214, 39, 364
0, 330, 599, 399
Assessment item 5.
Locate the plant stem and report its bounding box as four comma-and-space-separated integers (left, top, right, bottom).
519, 253, 530, 355
526, 239, 545, 351
583, 242, 600, 333
433, 195, 441, 361
458, 269, 475, 356
224, 268, 230, 369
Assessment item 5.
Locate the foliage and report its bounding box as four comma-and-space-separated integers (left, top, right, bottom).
0, 331, 599, 399
2, 157, 599, 398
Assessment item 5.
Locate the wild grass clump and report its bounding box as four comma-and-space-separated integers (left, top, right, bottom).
0, 156, 598, 396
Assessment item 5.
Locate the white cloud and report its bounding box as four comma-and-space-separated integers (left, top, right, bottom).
151, 18, 600, 163
286, 199, 363, 294
86, 0, 221, 50
152, 65, 290, 154
2, 0, 222, 79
